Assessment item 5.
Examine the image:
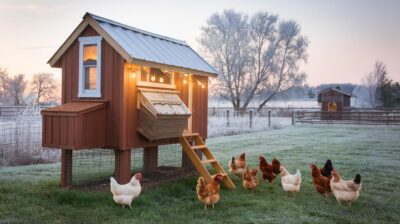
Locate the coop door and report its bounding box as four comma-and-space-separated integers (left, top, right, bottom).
328, 102, 337, 112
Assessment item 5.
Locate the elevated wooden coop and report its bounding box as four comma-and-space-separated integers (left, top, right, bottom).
317, 87, 352, 120
41, 12, 234, 189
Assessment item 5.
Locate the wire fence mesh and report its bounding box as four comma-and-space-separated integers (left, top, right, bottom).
71, 149, 115, 186
158, 144, 182, 168
0, 121, 59, 166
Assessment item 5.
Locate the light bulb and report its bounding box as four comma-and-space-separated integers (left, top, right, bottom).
131, 72, 136, 78
184, 74, 188, 77
183, 80, 187, 85
201, 85, 205, 89
151, 76, 156, 82
159, 77, 164, 83
198, 81, 201, 85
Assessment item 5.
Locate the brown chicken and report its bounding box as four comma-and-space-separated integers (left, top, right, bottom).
272, 158, 281, 175
196, 174, 223, 209
259, 156, 277, 183
310, 163, 331, 197
242, 166, 259, 191
228, 153, 246, 177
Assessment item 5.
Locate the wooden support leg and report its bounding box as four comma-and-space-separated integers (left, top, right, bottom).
143, 146, 158, 174
61, 149, 72, 188
115, 149, 131, 184
182, 141, 202, 170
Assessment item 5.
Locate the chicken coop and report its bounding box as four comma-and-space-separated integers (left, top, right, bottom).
42, 12, 234, 189
317, 87, 352, 120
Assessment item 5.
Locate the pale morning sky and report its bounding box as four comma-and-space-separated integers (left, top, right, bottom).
0, 0, 399, 86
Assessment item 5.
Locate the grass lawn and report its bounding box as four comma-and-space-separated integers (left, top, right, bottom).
1, 125, 399, 223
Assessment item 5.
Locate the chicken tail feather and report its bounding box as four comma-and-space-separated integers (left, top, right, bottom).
354, 174, 361, 184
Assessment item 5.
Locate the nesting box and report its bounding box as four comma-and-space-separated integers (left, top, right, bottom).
42, 12, 218, 187
137, 89, 191, 140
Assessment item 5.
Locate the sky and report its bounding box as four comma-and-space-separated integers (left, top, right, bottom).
0, 0, 399, 86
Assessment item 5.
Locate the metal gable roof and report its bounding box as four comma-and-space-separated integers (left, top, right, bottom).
48, 13, 218, 77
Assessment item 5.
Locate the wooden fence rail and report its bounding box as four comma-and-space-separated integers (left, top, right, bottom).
294, 111, 400, 125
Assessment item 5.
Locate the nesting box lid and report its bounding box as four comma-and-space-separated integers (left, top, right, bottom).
139, 88, 191, 118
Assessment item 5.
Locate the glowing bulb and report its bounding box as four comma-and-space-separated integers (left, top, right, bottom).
131, 71, 136, 78
184, 74, 188, 77
198, 81, 201, 85
201, 85, 205, 89
159, 77, 164, 83
151, 76, 156, 82
183, 80, 187, 85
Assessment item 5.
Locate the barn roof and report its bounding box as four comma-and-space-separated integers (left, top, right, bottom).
318, 87, 352, 97
48, 12, 218, 77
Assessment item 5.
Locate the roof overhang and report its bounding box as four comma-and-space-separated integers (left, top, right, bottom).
48, 13, 218, 78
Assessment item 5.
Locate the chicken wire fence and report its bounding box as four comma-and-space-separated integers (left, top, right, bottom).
0, 121, 60, 166
70, 144, 183, 186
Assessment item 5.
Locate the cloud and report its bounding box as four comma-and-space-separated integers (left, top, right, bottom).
0, 3, 70, 13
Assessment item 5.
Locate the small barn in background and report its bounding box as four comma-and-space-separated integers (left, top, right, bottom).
41, 13, 234, 189
317, 87, 352, 119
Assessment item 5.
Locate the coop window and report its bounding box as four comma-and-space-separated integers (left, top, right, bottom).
137, 66, 175, 89
78, 36, 102, 98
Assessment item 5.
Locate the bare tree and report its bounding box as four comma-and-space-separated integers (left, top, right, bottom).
200, 10, 308, 111
361, 61, 387, 108
30, 72, 58, 105
7, 74, 27, 105
0, 67, 10, 104
199, 10, 251, 110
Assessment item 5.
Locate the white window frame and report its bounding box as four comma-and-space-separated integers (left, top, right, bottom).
137, 67, 176, 89
78, 36, 102, 98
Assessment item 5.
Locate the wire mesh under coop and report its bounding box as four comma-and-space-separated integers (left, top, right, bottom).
158, 144, 182, 168
131, 148, 143, 173
70, 144, 191, 188
72, 149, 115, 186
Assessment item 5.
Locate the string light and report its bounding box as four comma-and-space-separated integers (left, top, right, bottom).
130, 64, 136, 78
159, 77, 164, 83
201, 85, 205, 89
183, 79, 187, 85
151, 75, 156, 82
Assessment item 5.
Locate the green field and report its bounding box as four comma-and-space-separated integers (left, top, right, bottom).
1, 125, 399, 223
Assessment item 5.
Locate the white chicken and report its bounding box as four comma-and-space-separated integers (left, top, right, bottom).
279, 166, 301, 194
110, 173, 142, 208
330, 169, 362, 205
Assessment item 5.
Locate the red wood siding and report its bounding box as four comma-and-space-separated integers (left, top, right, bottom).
42, 107, 106, 149
191, 75, 208, 139
59, 26, 124, 149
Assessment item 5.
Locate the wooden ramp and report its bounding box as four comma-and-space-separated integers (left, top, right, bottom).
180, 133, 235, 189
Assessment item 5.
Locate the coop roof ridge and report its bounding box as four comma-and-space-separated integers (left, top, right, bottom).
48, 12, 218, 77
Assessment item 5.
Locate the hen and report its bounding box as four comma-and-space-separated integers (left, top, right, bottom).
228, 153, 246, 177
110, 173, 142, 208
279, 166, 301, 194
330, 169, 362, 205
310, 163, 331, 196
272, 158, 281, 175
319, 159, 334, 179
242, 166, 259, 191
196, 173, 224, 209
259, 156, 276, 183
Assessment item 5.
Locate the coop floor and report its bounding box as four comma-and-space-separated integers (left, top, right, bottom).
0, 125, 399, 223
71, 167, 197, 192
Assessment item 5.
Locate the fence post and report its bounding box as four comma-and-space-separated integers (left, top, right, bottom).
268, 110, 271, 127
226, 110, 230, 127
387, 112, 389, 125
249, 110, 253, 128
292, 111, 295, 125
